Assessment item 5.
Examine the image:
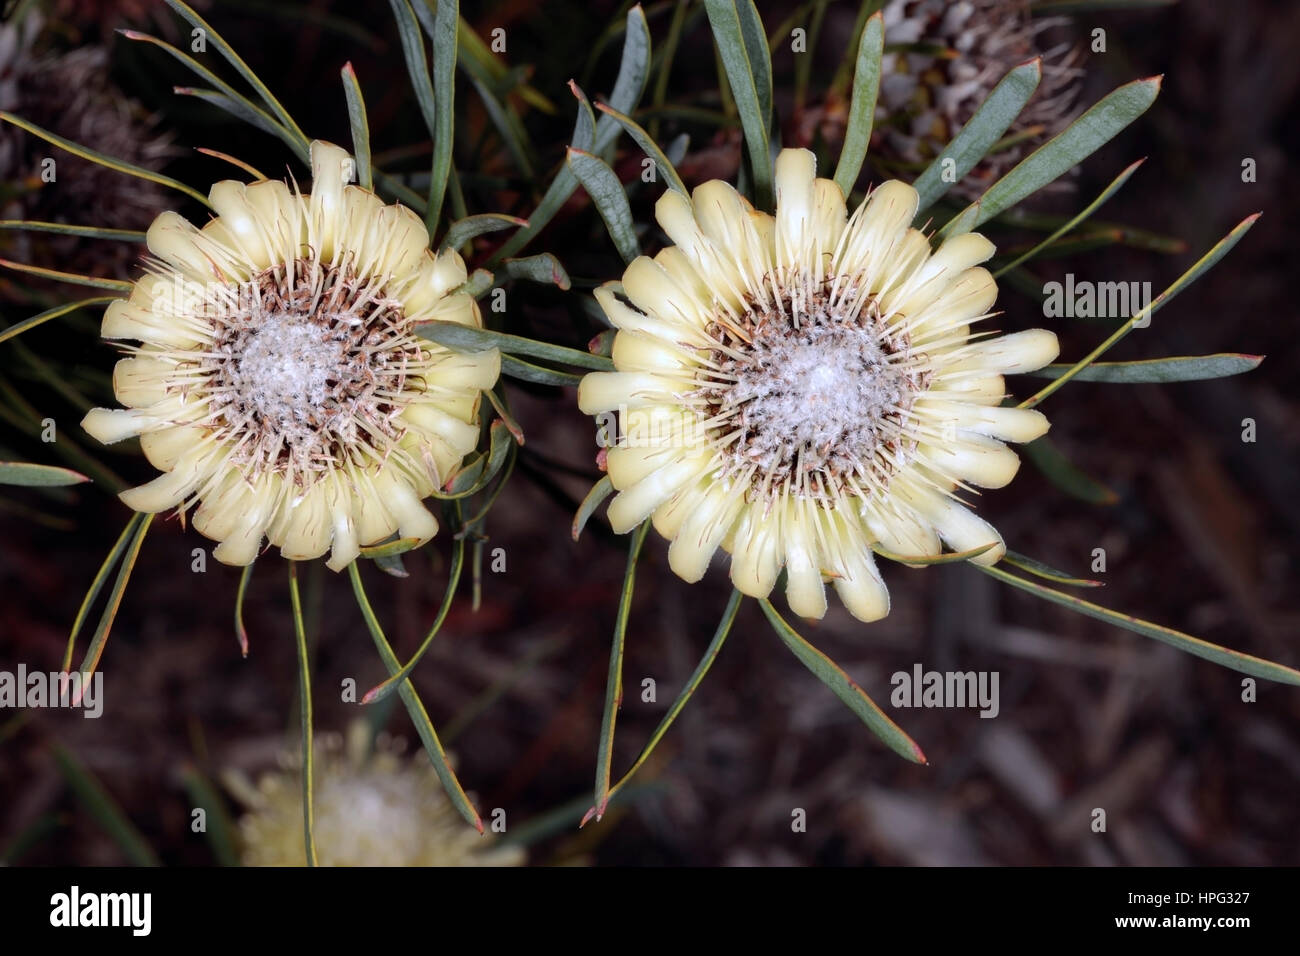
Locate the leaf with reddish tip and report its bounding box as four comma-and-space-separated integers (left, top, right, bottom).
761, 600, 927, 764
979, 563, 1300, 685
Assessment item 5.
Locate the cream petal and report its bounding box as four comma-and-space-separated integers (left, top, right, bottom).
353, 472, 399, 545
621, 256, 711, 331
931, 373, 1006, 406
325, 502, 361, 572
119, 446, 214, 513
139, 425, 203, 472
577, 370, 672, 414
308, 140, 352, 242
404, 249, 469, 317
207, 180, 283, 272
101, 296, 203, 349
402, 402, 479, 452
830, 522, 890, 623
278, 482, 333, 560
727, 503, 783, 599
691, 180, 768, 294
147, 212, 219, 282
903, 266, 998, 336
112, 356, 171, 408
774, 147, 818, 265
366, 202, 431, 281
650, 481, 704, 541
667, 480, 744, 582
947, 329, 1060, 375
951, 404, 1050, 444
611, 329, 697, 373
783, 500, 828, 620
606, 453, 709, 533
811, 178, 848, 250
924, 433, 1022, 489
423, 291, 480, 328
900, 483, 1005, 565
210, 476, 281, 566
82, 406, 159, 444
593, 284, 709, 348
381, 473, 440, 542
842, 180, 919, 278
862, 499, 941, 559
193, 469, 259, 541
425, 349, 501, 392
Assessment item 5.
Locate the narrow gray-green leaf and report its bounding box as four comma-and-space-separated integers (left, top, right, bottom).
492, 7, 649, 261
761, 599, 927, 764
287, 562, 317, 866
978, 563, 1300, 685
173, 87, 304, 158
426, 0, 457, 231
0, 112, 209, 206
503, 253, 572, 289
442, 214, 528, 251
416, 319, 611, 370
572, 475, 614, 541
567, 148, 640, 263
913, 59, 1041, 215
0, 462, 91, 487
0, 297, 117, 346
1001, 550, 1103, 588
0, 220, 145, 242
340, 62, 373, 190
705, 0, 773, 208
994, 158, 1145, 277
1027, 353, 1263, 384
388, 0, 438, 136
582, 588, 742, 826
595, 102, 687, 196
52, 745, 159, 866
943, 75, 1161, 233
1021, 213, 1259, 407
163, 0, 308, 151
348, 563, 484, 831
594, 520, 651, 819
833, 11, 883, 197
501, 355, 584, 387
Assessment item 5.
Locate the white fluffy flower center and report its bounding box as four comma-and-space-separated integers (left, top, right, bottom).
727, 323, 910, 476
199, 258, 428, 481
694, 278, 927, 500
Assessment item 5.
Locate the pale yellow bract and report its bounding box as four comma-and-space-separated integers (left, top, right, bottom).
81, 141, 499, 571
579, 148, 1059, 623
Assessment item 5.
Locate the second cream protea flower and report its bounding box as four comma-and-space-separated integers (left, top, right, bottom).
579, 148, 1058, 623
81, 141, 499, 571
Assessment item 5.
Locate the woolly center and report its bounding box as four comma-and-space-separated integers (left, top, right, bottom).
696, 280, 924, 500
201, 259, 426, 479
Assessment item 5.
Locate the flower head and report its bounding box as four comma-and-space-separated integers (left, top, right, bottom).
579, 148, 1058, 622
82, 141, 499, 570
233, 724, 524, 867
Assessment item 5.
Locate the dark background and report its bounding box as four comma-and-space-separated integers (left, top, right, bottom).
1, 0, 1298, 866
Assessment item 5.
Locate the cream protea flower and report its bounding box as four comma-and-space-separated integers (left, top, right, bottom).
231, 724, 524, 867
80, 141, 499, 571
578, 148, 1059, 623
